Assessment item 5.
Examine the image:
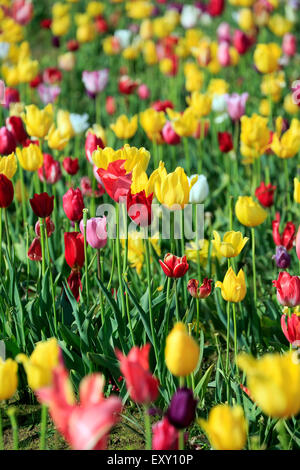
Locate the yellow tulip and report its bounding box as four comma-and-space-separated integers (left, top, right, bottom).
259, 99, 270, 116
294, 178, 300, 203
16, 144, 43, 172
216, 267, 247, 303
237, 352, 300, 418
207, 78, 229, 96
1, 65, 19, 87
185, 239, 210, 266
271, 118, 300, 159
212, 231, 249, 258
140, 20, 153, 40
0, 358, 18, 401
143, 40, 158, 65
167, 107, 198, 137
93, 144, 150, 174
186, 92, 211, 118
87, 2, 105, 17
148, 161, 190, 209
199, 405, 248, 450
284, 94, 299, 115
238, 8, 255, 31
57, 110, 75, 140
126, 1, 153, 20
140, 108, 166, 141
240, 114, 270, 162
46, 125, 70, 151
0, 153, 17, 179
253, 43, 281, 74
268, 14, 292, 37
235, 196, 267, 227
261, 71, 285, 103
16, 338, 59, 391
51, 15, 71, 37
17, 59, 39, 84
77, 23, 96, 43
165, 322, 200, 377
22, 104, 54, 139
52, 3, 70, 18
110, 115, 138, 140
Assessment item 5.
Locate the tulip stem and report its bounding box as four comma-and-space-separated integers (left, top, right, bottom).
39, 404, 48, 450
144, 407, 152, 450
284, 160, 291, 219
97, 249, 105, 325
83, 209, 90, 305
39, 217, 46, 276
19, 165, 27, 224
226, 301, 231, 403
195, 204, 201, 282
45, 231, 57, 335
7, 408, 18, 450
116, 204, 126, 321
0, 409, 4, 450
145, 234, 159, 364
180, 209, 187, 307
251, 228, 257, 308
183, 137, 191, 175
232, 302, 238, 373
174, 279, 180, 321
3, 208, 11, 260
196, 298, 200, 340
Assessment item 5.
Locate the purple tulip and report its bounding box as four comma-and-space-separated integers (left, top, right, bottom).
224, 92, 249, 121
273, 246, 291, 269
82, 70, 109, 99
80, 216, 107, 250
166, 388, 197, 429
37, 84, 61, 105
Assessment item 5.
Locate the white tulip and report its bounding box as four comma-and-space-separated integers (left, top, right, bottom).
0, 42, 9, 60
212, 94, 227, 113
114, 29, 132, 49
188, 175, 209, 204
70, 113, 90, 134
180, 6, 200, 29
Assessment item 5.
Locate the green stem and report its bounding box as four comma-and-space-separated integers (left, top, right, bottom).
145, 235, 158, 363
116, 204, 126, 320
97, 249, 105, 325
19, 164, 27, 224
39, 217, 46, 276
174, 279, 180, 321
82, 209, 90, 304
144, 407, 152, 450
39, 404, 48, 450
226, 301, 231, 403
7, 408, 18, 450
232, 302, 238, 373
251, 227, 257, 308
45, 231, 57, 335
4, 208, 11, 260
183, 137, 191, 175
196, 298, 200, 340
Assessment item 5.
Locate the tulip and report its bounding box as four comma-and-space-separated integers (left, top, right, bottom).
63, 188, 84, 222
4, 88, 20, 109
152, 417, 179, 450
149, 162, 190, 209
140, 108, 166, 141
110, 115, 138, 140
58, 52, 75, 71
79, 217, 107, 250
30, 193, 54, 218
82, 70, 109, 98
0, 174, 14, 208
16, 338, 59, 390
218, 42, 231, 67
97, 160, 132, 203
138, 84, 150, 100
187, 278, 213, 299
188, 174, 209, 204
152, 100, 174, 113
64, 232, 84, 269
216, 267, 247, 303
159, 254, 189, 278
282, 33, 297, 57
37, 368, 122, 450
233, 30, 251, 55
212, 230, 249, 258
165, 322, 200, 377
38, 153, 61, 184
217, 22, 231, 43
237, 351, 300, 418
0, 127, 16, 155
254, 43, 281, 74
16, 144, 43, 172
106, 96, 116, 116
127, 190, 153, 227
162, 121, 181, 145
273, 246, 291, 269
12, 0, 33, 25
0, 358, 18, 401
255, 182, 276, 207
85, 131, 104, 164
272, 272, 300, 307
28, 237, 42, 261
207, 0, 225, 16
115, 344, 159, 404
235, 196, 267, 227
240, 114, 270, 163
0, 153, 17, 180
281, 314, 300, 345
167, 388, 197, 429
297, 225, 300, 260
118, 75, 139, 95
37, 84, 61, 105
69, 113, 89, 135
46, 125, 69, 151
67, 39, 79, 52
6, 116, 27, 145
199, 404, 247, 450
180, 5, 200, 28
22, 104, 54, 139
272, 212, 295, 250
294, 177, 300, 203
63, 157, 79, 175
35, 217, 55, 238
218, 131, 233, 153
224, 93, 248, 121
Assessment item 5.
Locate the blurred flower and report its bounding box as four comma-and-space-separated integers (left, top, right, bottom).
82, 69, 108, 98
63, 188, 84, 222
137, 84, 150, 100
69, 113, 89, 134
218, 131, 233, 152
0, 153, 17, 179
235, 196, 267, 227
22, 104, 54, 138
28, 237, 42, 261
253, 43, 281, 74
6, 116, 27, 145
0, 127, 16, 155
140, 108, 166, 141
0, 174, 14, 208
216, 267, 247, 302
282, 33, 297, 56
273, 246, 291, 269
224, 92, 248, 121
38, 153, 61, 184
165, 322, 200, 377
35, 217, 55, 238
255, 182, 276, 207
152, 417, 179, 450
106, 96, 116, 116
294, 177, 300, 203
281, 314, 300, 344
167, 387, 197, 429
198, 404, 247, 450
118, 75, 139, 95
63, 157, 79, 175
273, 272, 300, 307
97, 160, 132, 203
0, 358, 18, 401
85, 131, 104, 164
162, 121, 181, 145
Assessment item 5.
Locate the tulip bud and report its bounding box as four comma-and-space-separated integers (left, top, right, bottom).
159, 254, 189, 278
162, 121, 181, 145
255, 182, 276, 208
273, 246, 291, 269
152, 417, 179, 450
79, 216, 107, 250
137, 84, 150, 100
188, 174, 209, 204
0, 358, 18, 401
167, 388, 197, 429
0, 174, 14, 209
282, 33, 297, 57
28, 237, 42, 261
63, 188, 84, 222
218, 132, 233, 153
165, 322, 200, 377
30, 193, 54, 218
63, 157, 79, 175
106, 96, 116, 116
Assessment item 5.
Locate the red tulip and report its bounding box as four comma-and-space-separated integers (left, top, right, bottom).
152, 417, 179, 450
233, 30, 251, 55
0, 174, 14, 208
11, 0, 33, 26
255, 182, 276, 208
30, 193, 54, 218
159, 254, 189, 278
207, 0, 225, 16
28, 237, 42, 261
64, 232, 84, 269
162, 121, 181, 145
43, 67, 62, 85
127, 190, 153, 227
4, 88, 20, 109
85, 132, 104, 164
187, 278, 213, 299
281, 314, 300, 345
0, 127, 16, 155
218, 131, 233, 153
67, 39, 79, 52
35, 217, 55, 238
151, 100, 174, 113
63, 157, 79, 176
30, 74, 43, 88
67, 270, 82, 302
97, 160, 132, 203
5, 116, 27, 144
273, 272, 300, 307
296, 226, 300, 261
118, 75, 139, 95
40, 18, 52, 29
115, 344, 159, 404
95, 16, 109, 34
272, 212, 295, 250
106, 96, 116, 116
38, 153, 61, 184
62, 188, 84, 222
37, 367, 122, 450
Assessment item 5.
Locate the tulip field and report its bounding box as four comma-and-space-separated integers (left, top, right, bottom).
1, 0, 300, 453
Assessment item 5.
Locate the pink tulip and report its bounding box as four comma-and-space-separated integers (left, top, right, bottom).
11, 0, 33, 26
282, 33, 297, 57
37, 84, 61, 105
137, 84, 150, 100
82, 70, 109, 98
0, 127, 16, 155
37, 367, 122, 450
152, 417, 179, 450
162, 121, 181, 145
281, 314, 300, 345
80, 217, 107, 250
218, 42, 231, 67
224, 92, 249, 121
217, 22, 231, 44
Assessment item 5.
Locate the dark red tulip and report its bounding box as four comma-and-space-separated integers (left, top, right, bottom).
40, 18, 52, 29
159, 254, 189, 278
255, 182, 276, 208
207, 0, 224, 16
67, 39, 80, 52
63, 157, 79, 175
4, 88, 20, 109
127, 190, 153, 227
272, 212, 295, 250
30, 192, 54, 218
38, 153, 61, 184
218, 131, 233, 153
67, 270, 82, 302
233, 30, 252, 55
0, 127, 16, 155
0, 174, 14, 208
6, 116, 27, 144
64, 232, 84, 269
187, 278, 213, 299
28, 237, 42, 261
43, 67, 62, 84
30, 74, 43, 89
62, 188, 84, 222
97, 160, 132, 203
